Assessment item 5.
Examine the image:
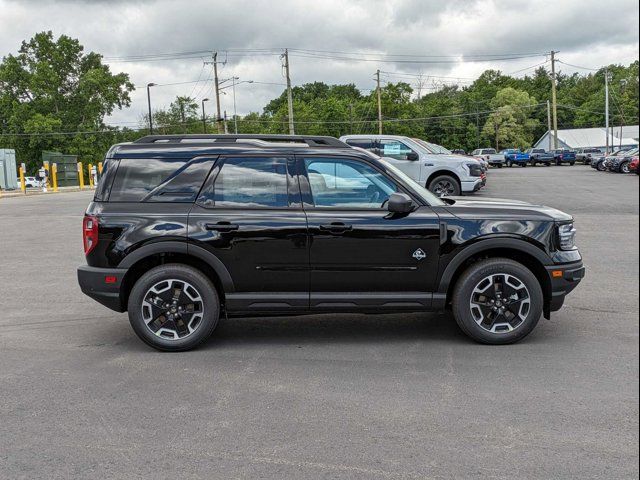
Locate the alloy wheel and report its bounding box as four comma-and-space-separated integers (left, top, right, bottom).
469, 273, 531, 334
433, 180, 457, 197
141, 279, 204, 340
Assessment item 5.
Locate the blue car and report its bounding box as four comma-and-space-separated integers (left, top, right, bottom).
501, 149, 530, 167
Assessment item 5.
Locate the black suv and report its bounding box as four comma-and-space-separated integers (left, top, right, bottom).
78, 135, 585, 351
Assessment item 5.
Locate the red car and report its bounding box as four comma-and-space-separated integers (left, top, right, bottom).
629, 156, 639, 175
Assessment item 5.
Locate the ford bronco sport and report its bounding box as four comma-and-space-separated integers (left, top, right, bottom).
78, 134, 585, 351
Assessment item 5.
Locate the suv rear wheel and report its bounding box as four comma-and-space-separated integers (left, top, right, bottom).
428, 175, 460, 197
452, 258, 543, 344
127, 264, 220, 351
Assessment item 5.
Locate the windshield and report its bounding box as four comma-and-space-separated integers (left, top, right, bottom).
378, 158, 446, 206
410, 138, 437, 153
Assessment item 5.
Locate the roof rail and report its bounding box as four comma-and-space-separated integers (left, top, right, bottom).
133, 134, 349, 148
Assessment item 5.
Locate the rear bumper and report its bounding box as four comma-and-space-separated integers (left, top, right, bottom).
545, 261, 585, 315
77, 265, 127, 312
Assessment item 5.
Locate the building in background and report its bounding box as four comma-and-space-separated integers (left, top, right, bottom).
534, 125, 639, 151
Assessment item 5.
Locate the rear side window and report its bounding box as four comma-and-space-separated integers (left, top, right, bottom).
198, 157, 290, 208
109, 157, 214, 202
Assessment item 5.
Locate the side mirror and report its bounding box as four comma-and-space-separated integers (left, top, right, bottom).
406, 152, 419, 161
387, 192, 414, 214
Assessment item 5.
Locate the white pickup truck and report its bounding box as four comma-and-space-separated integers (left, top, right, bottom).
340, 135, 486, 196
471, 148, 505, 168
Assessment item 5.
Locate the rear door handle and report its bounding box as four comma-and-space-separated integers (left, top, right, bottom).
205, 222, 239, 232
319, 222, 352, 234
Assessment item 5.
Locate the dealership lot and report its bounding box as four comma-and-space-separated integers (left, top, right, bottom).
0, 167, 638, 479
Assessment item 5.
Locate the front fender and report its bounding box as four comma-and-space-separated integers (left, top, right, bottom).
436, 237, 553, 295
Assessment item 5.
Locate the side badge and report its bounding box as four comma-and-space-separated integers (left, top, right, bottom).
412, 248, 426, 261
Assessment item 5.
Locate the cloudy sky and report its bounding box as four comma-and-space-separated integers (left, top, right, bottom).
1, 0, 638, 127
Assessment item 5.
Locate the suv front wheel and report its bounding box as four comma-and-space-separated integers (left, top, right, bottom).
127, 264, 220, 351
452, 258, 543, 344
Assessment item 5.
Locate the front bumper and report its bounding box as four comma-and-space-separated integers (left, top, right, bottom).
545, 260, 585, 316
78, 265, 127, 312
461, 178, 484, 193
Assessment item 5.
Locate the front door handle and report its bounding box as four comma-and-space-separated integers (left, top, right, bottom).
319, 222, 352, 234
205, 222, 239, 232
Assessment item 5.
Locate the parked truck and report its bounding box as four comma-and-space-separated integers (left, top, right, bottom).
471, 148, 505, 168
525, 148, 554, 166
501, 149, 530, 167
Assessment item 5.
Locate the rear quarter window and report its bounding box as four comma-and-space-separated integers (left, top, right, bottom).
108, 157, 214, 202
345, 139, 375, 150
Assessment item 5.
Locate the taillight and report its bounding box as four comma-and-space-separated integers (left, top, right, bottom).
83, 215, 99, 255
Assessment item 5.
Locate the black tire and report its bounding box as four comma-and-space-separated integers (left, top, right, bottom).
522, 162, 527, 168
620, 161, 630, 174
506, 160, 512, 167
452, 258, 543, 345
531, 160, 537, 167
569, 162, 575, 166
127, 264, 220, 351
428, 175, 461, 197
497, 164, 503, 169
596, 161, 607, 172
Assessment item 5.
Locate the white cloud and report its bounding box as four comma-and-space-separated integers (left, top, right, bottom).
1, 0, 638, 126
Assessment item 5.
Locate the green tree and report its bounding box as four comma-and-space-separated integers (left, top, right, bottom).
482, 87, 539, 150
0, 31, 134, 171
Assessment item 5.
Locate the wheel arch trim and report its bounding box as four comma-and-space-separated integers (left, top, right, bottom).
117, 241, 235, 292
437, 238, 552, 294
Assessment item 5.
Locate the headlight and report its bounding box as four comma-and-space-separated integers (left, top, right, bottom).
466, 163, 483, 177
558, 223, 577, 250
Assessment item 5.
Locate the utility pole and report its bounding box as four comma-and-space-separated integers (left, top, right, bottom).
475, 105, 480, 148
282, 49, 295, 135
550, 51, 559, 149
376, 69, 383, 134
547, 100, 553, 151
605, 70, 610, 154
348, 103, 354, 135
205, 52, 224, 134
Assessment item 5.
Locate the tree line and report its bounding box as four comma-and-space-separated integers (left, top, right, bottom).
1, 32, 638, 173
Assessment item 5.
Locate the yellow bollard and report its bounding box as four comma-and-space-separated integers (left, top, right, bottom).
88, 163, 94, 188
52, 163, 59, 192
98, 162, 103, 175
43, 161, 51, 189
19, 166, 26, 193
78, 162, 85, 189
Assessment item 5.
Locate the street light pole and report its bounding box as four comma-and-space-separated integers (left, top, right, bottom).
201, 98, 209, 134
231, 77, 239, 134
146, 83, 156, 134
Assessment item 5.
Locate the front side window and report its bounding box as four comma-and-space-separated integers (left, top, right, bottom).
204, 157, 289, 208
379, 139, 415, 160
304, 157, 397, 209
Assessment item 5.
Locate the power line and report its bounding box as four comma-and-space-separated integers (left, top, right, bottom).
0, 102, 548, 137
556, 60, 600, 72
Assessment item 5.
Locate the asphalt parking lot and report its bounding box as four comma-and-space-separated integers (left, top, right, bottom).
0, 166, 638, 479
